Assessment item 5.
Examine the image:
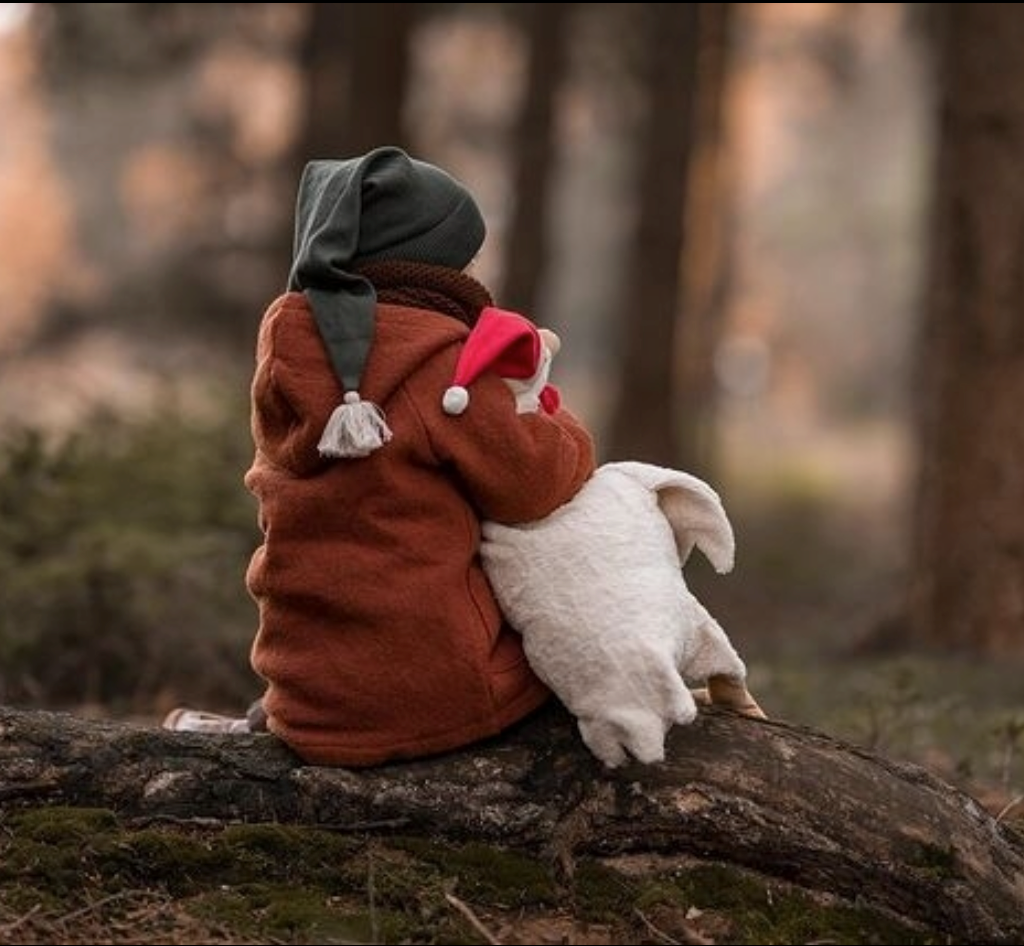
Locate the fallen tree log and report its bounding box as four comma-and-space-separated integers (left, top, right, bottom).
1, 701, 1022, 943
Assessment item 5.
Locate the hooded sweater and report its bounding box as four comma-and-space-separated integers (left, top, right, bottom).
245, 271, 596, 767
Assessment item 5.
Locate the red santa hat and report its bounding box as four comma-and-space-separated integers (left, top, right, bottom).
442, 306, 557, 415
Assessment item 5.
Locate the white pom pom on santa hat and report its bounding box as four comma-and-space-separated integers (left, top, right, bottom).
442, 306, 544, 415
442, 385, 470, 415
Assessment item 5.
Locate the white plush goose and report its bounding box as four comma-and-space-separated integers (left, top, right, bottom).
481, 460, 766, 768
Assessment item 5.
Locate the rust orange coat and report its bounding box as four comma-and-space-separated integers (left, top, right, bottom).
245, 291, 596, 766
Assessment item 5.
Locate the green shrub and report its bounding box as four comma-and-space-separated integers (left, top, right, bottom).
0, 405, 262, 713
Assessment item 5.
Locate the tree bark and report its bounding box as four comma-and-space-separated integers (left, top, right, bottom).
907, 2, 1024, 656
1, 702, 1021, 943
497, 2, 573, 317
297, 2, 418, 161
676, 2, 736, 477
605, 3, 701, 466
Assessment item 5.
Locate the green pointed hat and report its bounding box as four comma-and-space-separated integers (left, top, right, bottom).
287, 145, 486, 457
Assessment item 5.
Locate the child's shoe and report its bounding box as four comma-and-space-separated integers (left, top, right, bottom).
162, 707, 249, 734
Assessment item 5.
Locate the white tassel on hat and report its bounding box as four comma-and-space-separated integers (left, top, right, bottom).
318, 391, 393, 458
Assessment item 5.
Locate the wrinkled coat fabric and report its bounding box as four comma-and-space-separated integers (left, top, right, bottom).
246, 291, 595, 766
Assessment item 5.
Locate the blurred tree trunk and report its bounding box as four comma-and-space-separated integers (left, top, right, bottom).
275, 4, 418, 274
605, 3, 701, 466
676, 2, 737, 476
497, 2, 573, 318
907, 3, 1024, 656
296, 2, 417, 162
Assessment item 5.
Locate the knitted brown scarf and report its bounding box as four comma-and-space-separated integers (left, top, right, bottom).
354, 260, 494, 328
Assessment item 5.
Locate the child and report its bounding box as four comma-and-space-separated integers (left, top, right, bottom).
164, 146, 596, 766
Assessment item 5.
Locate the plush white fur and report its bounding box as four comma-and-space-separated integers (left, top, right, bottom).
481, 461, 763, 768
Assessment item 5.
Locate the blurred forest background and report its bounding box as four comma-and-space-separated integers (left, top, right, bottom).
0, 2, 1022, 813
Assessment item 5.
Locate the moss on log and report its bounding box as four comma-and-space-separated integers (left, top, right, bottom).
1, 701, 1022, 943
